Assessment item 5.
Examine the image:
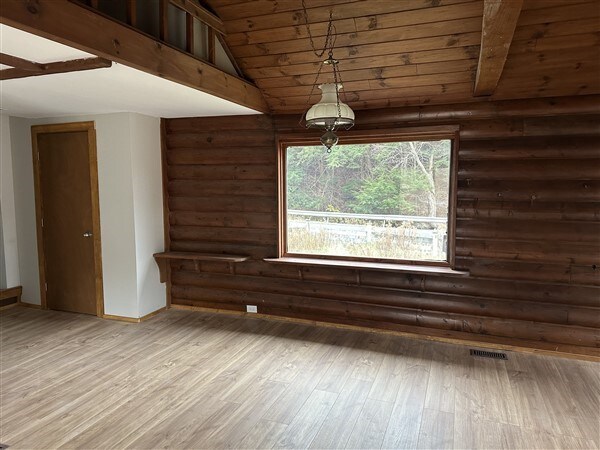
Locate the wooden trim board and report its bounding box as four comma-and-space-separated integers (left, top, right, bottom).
264, 257, 468, 276
159, 119, 172, 307
87, 124, 105, 317
102, 307, 167, 323
16, 301, 43, 309
0, 56, 111, 80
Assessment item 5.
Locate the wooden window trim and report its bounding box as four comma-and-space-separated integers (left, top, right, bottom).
275, 126, 461, 271
264, 257, 468, 277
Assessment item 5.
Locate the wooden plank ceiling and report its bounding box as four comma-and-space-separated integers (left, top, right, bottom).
205, 0, 600, 113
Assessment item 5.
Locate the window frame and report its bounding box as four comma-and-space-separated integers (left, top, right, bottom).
276, 125, 460, 269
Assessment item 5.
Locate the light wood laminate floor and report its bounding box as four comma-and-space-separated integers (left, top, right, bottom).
1, 306, 598, 449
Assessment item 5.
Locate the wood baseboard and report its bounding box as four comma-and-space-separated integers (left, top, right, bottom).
170, 303, 600, 362
102, 314, 140, 323
17, 301, 43, 309
140, 307, 167, 322
102, 307, 166, 323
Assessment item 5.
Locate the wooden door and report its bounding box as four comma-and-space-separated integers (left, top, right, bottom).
32, 122, 103, 316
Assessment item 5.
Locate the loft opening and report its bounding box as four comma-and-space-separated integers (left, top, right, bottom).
277, 126, 459, 269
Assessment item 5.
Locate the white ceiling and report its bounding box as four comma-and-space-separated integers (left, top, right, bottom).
0, 24, 261, 118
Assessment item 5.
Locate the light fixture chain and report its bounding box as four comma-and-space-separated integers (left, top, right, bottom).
333, 62, 342, 122
299, 0, 355, 150
301, 0, 334, 58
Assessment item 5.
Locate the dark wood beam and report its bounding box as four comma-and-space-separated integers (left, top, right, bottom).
0, 56, 112, 80
474, 0, 523, 96
0, 52, 43, 71
186, 12, 194, 54
159, 0, 168, 41
126, 0, 136, 27
208, 28, 215, 65
169, 0, 226, 35
0, 0, 268, 113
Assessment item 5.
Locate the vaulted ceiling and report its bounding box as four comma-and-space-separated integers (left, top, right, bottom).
206, 0, 600, 113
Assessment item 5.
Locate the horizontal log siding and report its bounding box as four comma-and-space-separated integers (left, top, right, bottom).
163, 95, 600, 356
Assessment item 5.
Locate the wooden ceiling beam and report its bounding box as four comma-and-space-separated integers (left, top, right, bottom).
0, 52, 43, 71
0, 56, 112, 80
0, 0, 269, 113
474, 0, 523, 96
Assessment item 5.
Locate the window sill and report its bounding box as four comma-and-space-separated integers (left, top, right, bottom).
263, 257, 469, 277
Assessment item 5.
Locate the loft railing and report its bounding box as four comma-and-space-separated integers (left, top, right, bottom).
72, 0, 242, 77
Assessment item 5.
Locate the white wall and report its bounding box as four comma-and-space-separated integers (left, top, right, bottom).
91, 113, 139, 317
9, 113, 164, 317
130, 114, 165, 316
0, 114, 21, 289
9, 117, 40, 304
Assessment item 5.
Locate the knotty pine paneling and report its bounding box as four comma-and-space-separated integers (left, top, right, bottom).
207, 0, 600, 112
163, 95, 600, 356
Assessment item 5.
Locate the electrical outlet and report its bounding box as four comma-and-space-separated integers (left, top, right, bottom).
246, 305, 258, 313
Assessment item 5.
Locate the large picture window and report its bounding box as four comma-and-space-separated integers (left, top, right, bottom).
278, 128, 458, 267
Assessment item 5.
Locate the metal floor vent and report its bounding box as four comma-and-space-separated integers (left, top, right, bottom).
470, 349, 508, 360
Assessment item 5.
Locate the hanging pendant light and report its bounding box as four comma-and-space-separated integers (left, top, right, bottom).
306, 83, 355, 149
300, 5, 355, 152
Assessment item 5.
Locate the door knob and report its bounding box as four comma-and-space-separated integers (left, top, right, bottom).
83, 231, 93, 237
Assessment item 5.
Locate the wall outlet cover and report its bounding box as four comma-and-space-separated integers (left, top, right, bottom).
246, 305, 258, 313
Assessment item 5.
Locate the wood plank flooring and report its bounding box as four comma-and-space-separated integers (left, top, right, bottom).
1, 306, 598, 449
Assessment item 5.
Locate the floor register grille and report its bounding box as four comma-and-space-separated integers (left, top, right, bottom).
470, 349, 508, 360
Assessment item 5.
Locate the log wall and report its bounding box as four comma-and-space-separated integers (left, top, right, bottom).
163, 95, 600, 357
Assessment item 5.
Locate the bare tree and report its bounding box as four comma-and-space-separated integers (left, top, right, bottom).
406, 141, 437, 217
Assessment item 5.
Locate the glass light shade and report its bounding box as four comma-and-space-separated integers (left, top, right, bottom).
305, 83, 355, 130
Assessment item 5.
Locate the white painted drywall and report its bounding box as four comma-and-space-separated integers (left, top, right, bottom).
9, 113, 165, 317
0, 24, 261, 119
9, 117, 40, 304
89, 113, 139, 318
130, 114, 165, 316
0, 114, 20, 289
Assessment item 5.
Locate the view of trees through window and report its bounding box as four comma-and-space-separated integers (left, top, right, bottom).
285, 139, 452, 262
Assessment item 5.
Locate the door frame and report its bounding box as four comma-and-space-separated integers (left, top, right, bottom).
31, 121, 104, 317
